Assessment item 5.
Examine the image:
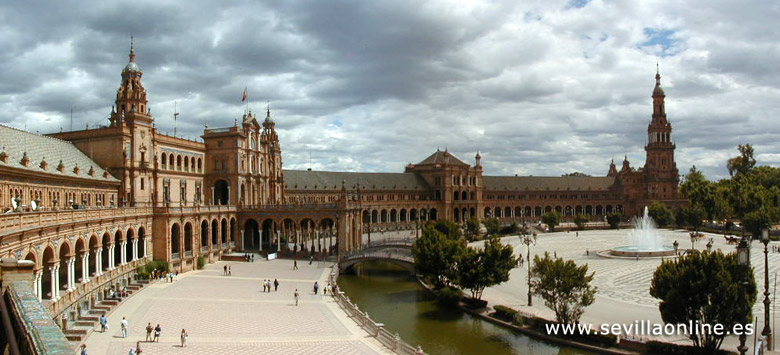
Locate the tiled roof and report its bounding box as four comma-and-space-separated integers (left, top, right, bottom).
284, 170, 430, 191
0, 125, 118, 182
483, 176, 616, 191
416, 150, 469, 166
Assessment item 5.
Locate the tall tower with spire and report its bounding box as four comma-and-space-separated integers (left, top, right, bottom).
643, 67, 679, 200
110, 37, 152, 127
261, 105, 284, 204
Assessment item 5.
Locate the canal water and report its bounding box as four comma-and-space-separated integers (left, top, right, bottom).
338, 261, 596, 355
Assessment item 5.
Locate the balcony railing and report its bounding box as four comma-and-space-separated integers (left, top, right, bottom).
171, 252, 180, 260
185, 250, 193, 257
0, 207, 152, 238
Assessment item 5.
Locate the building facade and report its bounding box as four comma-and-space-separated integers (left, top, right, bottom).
0, 43, 685, 313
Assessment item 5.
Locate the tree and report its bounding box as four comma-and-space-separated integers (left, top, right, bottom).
429, 220, 463, 241
675, 208, 687, 228
650, 250, 757, 351
455, 246, 485, 300
482, 217, 501, 235
606, 212, 622, 229
541, 211, 561, 232
465, 218, 480, 241
480, 236, 517, 297
742, 208, 777, 238
412, 225, 464, 288
562, 172, 592, 177
684, 204, 706, 232
530, 252, 597, 324
647, 201, 674, 228
726, 144, 756, 177
573, 214, 588, 230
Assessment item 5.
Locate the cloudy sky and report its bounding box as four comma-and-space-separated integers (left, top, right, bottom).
1, 0, 778, 180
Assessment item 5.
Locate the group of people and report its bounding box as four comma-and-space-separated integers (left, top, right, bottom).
153, 270, 178, 282
244, 253, 255, 262
261, 278, 279, 292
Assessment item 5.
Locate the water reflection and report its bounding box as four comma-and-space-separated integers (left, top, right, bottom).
338, 261, 595, 355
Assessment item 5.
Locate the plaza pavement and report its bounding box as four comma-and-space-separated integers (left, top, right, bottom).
81, 257, 392, 355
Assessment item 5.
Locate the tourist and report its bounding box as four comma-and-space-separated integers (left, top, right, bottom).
293, 260, 298, 270
313, 281, 319, 295
175, 271, 179, 280
99, 315, 107, 332
228, 266, 232, 276
120, 317, 129, 338
145, 322, 153, 341
252, 254, 255, 262
135, 341, 142, 354
223, 265, 227, 276
309, 255, 314, 265
80, 344, 87, 355
154, 324, 161, 342
127, 347, 135, 355
274, 278, 279, 291
323, 283, 329, 295
180, 329, 188, 347
294, 289, 300, 306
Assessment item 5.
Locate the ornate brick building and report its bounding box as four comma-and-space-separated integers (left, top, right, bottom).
0, 43, 685, 316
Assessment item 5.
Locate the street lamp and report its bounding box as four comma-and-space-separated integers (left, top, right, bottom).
690, 234, 698, 252
761, 228, 773, 350
522, 232, 537, 306
736, 235, 751, 355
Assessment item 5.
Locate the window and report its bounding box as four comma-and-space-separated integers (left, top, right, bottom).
140, 178, 145, 190
217, 140, 223, 147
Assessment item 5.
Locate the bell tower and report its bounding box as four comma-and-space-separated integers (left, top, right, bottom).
261, 106, 283, 204
110, 37, 152, 127
644, 66, 679, 200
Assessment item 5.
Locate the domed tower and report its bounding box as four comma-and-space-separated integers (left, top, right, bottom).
261, 106, 283, 203
110, 37, 152, 127
644, 66, 679, 200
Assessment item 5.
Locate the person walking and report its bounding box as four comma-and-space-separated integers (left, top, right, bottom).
313, 281, 319, 295
309, 255, 313, 265
120, 317, 129, 338
135, 341, 142, 354
145, 322, 153, 342
273, 278, 279, 292
228, 266, 232, 276
180, 329, 188, 347
223, 265, 227, 276
80, 344, 87, 355
293, 260, 298, 270
154, 324, 161, 342
99, 315, 107, 332
294, 289, 300, 306
127, 347, 135, 355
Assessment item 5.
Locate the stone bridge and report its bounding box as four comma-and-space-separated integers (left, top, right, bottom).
338, 238, 416, 274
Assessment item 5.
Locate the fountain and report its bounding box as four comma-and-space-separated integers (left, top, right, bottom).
609, 206, 676, 257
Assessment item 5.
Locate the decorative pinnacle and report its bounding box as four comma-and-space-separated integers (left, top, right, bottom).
129, 35, 136, 62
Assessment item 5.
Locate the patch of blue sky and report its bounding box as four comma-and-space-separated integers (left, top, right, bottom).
639, 28, 682, 57
567, 0, 590, 9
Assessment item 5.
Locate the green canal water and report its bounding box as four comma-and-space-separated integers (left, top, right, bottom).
338, 261, 597, 355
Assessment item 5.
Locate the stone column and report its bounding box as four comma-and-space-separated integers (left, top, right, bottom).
120, 241, 127, 265
35, 270, 43, 301
68, 258, 75, 291
227, 186, 231, 205
108, 245, 114, 270
241, 229, 245, 249
51, 265, 60, 300
143, 236, 149, 258
96, 251, 103, 275
82, 253, 90, 283
132, 240, 138, 261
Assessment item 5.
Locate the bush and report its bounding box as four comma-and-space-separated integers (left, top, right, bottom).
197, 256, 206, 270
492, 305, 518, 321
437, 286, 463, 308
136, 260, 169, 279
462, 297, 488, 309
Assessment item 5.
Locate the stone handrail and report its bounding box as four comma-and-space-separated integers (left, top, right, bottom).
3, 280, 72, 354
47, 256, 151, 318
329, 267, 424, 355
155, 205, 237, 215
0, 207, 153, 237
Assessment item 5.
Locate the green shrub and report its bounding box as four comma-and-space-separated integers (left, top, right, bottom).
197, 256, 206, 270
492, 305, 518, 321
437, 286, 463, 308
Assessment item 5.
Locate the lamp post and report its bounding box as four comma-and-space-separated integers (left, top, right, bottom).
522, 232, 537, 306
736, 236, 751, 355
690, 234, 698, 252
761, 228, 773, 350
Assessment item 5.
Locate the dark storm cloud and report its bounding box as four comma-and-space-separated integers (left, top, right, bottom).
0, 0, 778, 180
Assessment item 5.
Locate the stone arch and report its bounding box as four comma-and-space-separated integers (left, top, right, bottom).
371, 210, 378, 223
390, 209, 397, 222
113, 230, 122, 267
544, 206, 552, 213
585, 205, 593, 215
244, 218, 260, 250
200, 220, 209, 249
494, 207, 502, 218
184, 156, 190, 171
41, 246, 56, 300
138, 227, 146, 259
211, 219, 219, 246
515, 206, 523, 218
429, 208, 438, 220
462, 191, 468, 200
606, 205, 614, 214
470, 191, 476, 200
420, 208, 428, 220
380, 209, 388, 223
171, 223, 181, 258
214, 179, 229, 205
410, 208, 418, 221
575, 205, 583, 215
126, 227, 135, 262
504, 206, 512, 218
74, 237, 86, 284
177, 155, 182, 170
484, 207, 491, 218
596, 205, 604, 215
362, 210, 370, 224
453, 191, 459, 201
184, 222, 193, 253
197, 158, 202, 172
400, 209, 407, 222
564, 205, 573, 217
101, 232, 111, 271
221, 218, 228, 246
58, 241, 71, 292
161, 153, 167, 167
261, 218, 274, 250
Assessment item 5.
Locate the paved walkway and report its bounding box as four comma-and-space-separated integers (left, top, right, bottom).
81, 258, 392, 354
475, 228, 780, 353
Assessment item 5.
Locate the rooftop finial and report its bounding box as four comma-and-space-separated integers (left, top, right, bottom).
129, 35, 136, 62
655, 61, 661, 85
266, 101, 270, 118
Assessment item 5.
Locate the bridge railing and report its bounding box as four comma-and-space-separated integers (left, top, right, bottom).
329, 266, 424, 355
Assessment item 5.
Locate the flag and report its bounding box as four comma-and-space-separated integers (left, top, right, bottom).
242, 87, 248, 102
